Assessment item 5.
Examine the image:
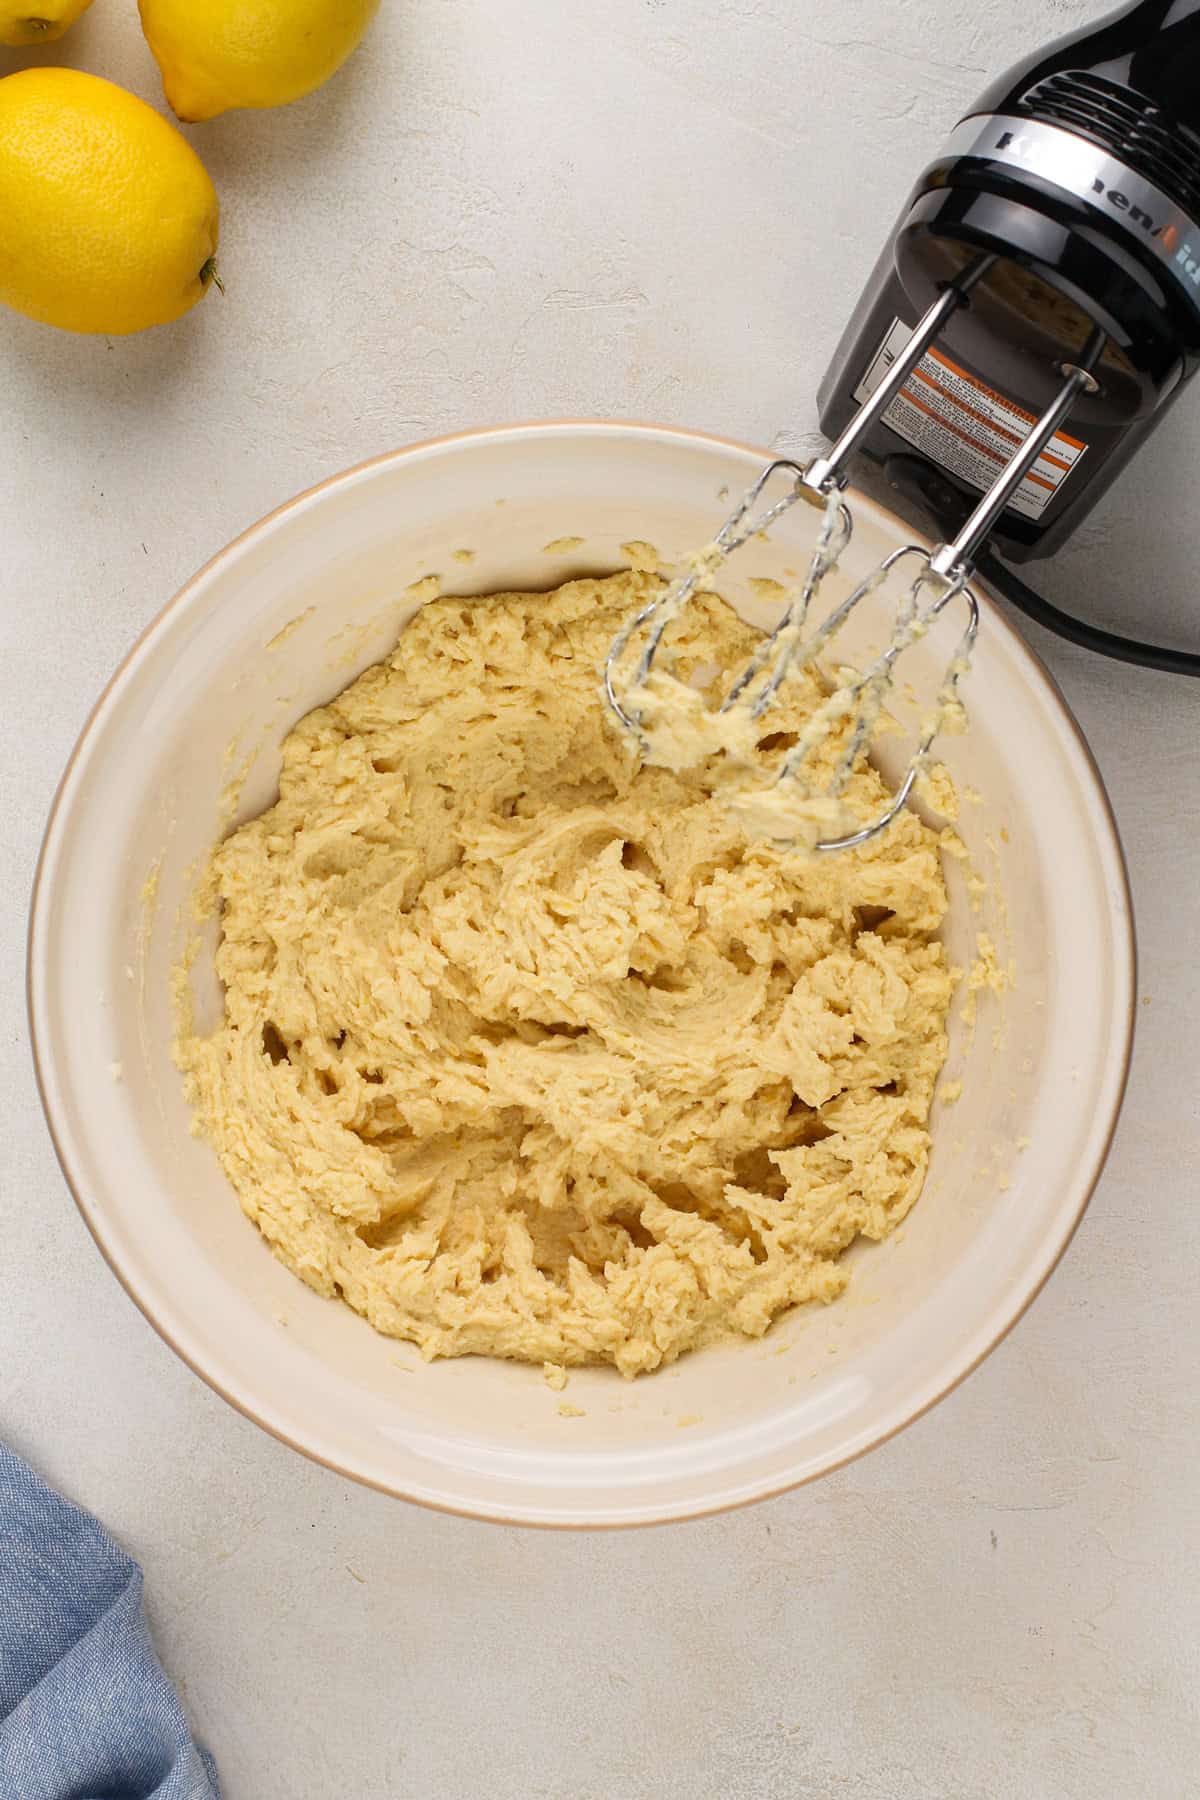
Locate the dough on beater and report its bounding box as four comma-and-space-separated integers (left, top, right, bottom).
177, 573, 953, 1377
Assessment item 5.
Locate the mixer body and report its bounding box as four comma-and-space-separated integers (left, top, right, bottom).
604, 1, 1200, 845
819, 0, 1200, 562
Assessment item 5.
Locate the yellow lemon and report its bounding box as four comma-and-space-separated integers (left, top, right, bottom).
0, 68, 219, 335
139, 0, 380, 123
0, 0, 93, 46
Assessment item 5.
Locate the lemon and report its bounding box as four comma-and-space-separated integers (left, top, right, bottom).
0, 68, 220, 335
0, 0, 93, 46
139, 0, 380, 123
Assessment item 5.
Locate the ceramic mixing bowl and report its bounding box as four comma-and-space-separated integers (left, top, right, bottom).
28, 423, 1134, 1526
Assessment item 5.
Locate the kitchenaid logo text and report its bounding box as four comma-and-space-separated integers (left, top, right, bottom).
993, 127, 1200, 287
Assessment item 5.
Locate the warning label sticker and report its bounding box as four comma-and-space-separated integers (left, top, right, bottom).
852, 317, 1087, 521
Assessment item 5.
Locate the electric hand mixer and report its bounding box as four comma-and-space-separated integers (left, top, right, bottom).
605, 0, 1200, 850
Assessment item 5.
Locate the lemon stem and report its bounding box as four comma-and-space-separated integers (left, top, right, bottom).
200, 257, 225, 296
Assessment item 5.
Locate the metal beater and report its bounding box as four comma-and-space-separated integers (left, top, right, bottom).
606, 0, 1200, 839
603, 264, 1104, 852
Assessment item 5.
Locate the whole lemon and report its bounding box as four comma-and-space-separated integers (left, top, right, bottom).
0, 68, 219, 335
139, 0, 380, 123
0, 0, 93, 45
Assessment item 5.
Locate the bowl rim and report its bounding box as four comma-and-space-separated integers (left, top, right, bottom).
26, 417, 1137, 1529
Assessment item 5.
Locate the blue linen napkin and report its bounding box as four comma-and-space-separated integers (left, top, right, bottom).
0, 1443, 219, 1799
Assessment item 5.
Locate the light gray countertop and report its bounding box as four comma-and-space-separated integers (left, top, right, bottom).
2, 3, 1198, 1794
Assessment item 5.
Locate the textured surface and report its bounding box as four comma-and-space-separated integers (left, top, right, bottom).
179, 576, 951, 1376
1, 2, 1198, 1794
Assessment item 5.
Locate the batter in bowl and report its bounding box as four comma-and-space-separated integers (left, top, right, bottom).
177, 572, 953, 1377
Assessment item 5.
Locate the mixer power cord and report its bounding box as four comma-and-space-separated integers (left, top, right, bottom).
974, 550, 1200, 679
883, 455, 1200, 679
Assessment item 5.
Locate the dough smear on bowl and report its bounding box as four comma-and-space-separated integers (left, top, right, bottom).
177, 572, 953, 1377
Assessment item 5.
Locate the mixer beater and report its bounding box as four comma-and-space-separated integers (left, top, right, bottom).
604, 270, 1103, 851
607, 0, 1200, 846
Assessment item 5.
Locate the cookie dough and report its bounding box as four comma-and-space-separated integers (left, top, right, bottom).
178, 573, 953, 1377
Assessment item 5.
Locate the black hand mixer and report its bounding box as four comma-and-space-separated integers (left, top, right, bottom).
606, 0, 1200, 850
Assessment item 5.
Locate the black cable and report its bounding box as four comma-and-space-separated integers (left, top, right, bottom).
881, 452, 1200, 678
974, 550, 1200, 677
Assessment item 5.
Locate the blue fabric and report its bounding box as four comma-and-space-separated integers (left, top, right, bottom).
0, 1444, 219, 1800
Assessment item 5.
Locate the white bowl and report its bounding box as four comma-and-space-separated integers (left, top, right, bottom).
28, 423, 1134, 1527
